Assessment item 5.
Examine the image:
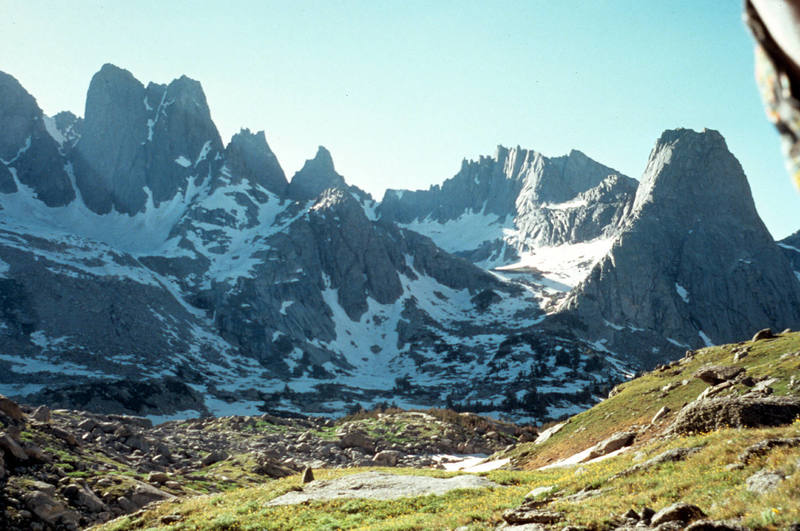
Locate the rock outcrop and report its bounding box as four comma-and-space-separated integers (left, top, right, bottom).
378, 146, 637, 261
0, 71, 75, 206
73, 64, 224, 214
563, 129, 800, 364
224, 128, 287, 195
286, 146, 347, 201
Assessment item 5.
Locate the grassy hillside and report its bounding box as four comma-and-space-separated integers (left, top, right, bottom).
93, 331, 800, 530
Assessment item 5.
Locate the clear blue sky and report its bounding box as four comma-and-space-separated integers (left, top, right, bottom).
1, 0, 797, 238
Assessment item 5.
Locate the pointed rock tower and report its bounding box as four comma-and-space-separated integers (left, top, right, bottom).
563, 128, 800, 363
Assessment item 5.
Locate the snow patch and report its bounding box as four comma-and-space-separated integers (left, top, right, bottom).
401, 210, 511, 255
195, 140, 212, 166
496, 238, 613, 291
541, 198, 588, 210
698, 330, 714, 347
666, 337, 690, 349
174, 156, 191, 168
675, 283, 689, 303
778, 242, 800, 253
43, 116, 66, 146
0, 136, 31, 165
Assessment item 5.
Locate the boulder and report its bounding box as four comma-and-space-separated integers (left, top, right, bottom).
524, 485, 557, 501
693, 365, 744, 385
651, 502, 706, 526
336, 429, 376, 453
0, 432, 29, 461
77, 418, 97, 432
128, 481, 175, 508
22, 490, 80, 529
746, 470, 784, 494
251, 459, 296, 478
502, 507, 563, 525
0, 394, 24, 421
584, 431, 636, 461
751, 328, 775, 342
302, 467, 314, 483
31, 405, 51, 422
147, 472, 169, 484
200, 450, 228, 466
373, 450, 402, 467
738, 437, 800, 463
651, 406, 671, 424
668, 395, 800, 434
62, 483, 107, 512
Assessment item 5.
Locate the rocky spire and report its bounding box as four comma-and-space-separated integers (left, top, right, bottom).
0, 71, 75, 206
73, 64, 223, 215
224, 128, 287, 195
286, 146, 347, 201
563, 128, 800, 362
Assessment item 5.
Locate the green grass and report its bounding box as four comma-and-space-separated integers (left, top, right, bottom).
92, 332, 800, 530
507, 332, 800, 469
94, 420, 800, 530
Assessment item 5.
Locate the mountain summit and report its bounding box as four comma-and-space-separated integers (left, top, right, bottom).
563, 128, 800, 362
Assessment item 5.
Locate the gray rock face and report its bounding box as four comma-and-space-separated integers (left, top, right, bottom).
224, 128, 287, 194
779, 230, 800, 273
668, 395, 800, 434
267, 471, 499, 505
379, 145, 637, 259
73, 64, 223, 214
286, 146, 347, 201
562, 129, 800, 363
0, 71, 75, 206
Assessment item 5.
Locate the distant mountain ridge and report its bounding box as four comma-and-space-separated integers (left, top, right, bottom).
0, 64, 798, 423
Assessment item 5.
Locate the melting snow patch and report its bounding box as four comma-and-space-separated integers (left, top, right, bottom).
195, 140, 212, 166
174, 156, 191, 168
0, 257, 9, 276
0, 136, 31, 165
778, 242, 800, 254
437, 455, 509, 472
698, 330, 714, 347
401, 210, 511, 255
497, 238, 613, 291
43, 116, 65, 146
280, 300, 294, 315
666, 337, 690, 349
675, 283, 689, 303
541, 198, 588, 210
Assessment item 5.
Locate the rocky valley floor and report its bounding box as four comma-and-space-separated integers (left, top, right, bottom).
1, 330, 800, 530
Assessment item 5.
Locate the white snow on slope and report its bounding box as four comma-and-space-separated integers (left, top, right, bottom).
0, 257, 9, 276
541, 198, 588, 210
43, 116, 66, 146
778, 242, 800, 253
495, 238, 613, 291
0, 169, 205, 255
698, 330, 714, 347
0, 136, 31, 165
675, 283, 689, 303
175, 156, 191, 167
401, 210, 511, 255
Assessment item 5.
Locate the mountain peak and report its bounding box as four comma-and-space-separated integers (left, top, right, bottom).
225, 128, 287, 194
565, 127, 800, 361
286, 145, 346, 201
634, 127, 750, 217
